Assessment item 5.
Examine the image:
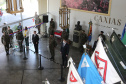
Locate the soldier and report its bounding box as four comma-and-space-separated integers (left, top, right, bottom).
80, 30, 87, 52
99, 31, 106, 41
50, 18, 55, 29
16, 29, 24, 52
7, 26, 13, 48
48, 25, 54, 36
1, 32, 10, 55
17, 23, 22, 32
49, 34, 57, 61
37, 16, 41, 34
86, 44, 92, 57
61, 29, 68, 42
35, 12, 39, 26
2, 23, 7, 34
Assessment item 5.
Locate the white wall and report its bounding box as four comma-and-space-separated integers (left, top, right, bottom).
47, 0, 126, 46
38, 0, 47, 34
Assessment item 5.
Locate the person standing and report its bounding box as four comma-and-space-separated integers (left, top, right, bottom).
50, 18, 55, 29
80, 30, 87, 52
17, 23, 22, 32
2, 23, 7, 34
32, 31, 39, 53
61, 29, 69, 42
37, 16, 41, 34
99, 31, 106, 41
1, 32, 10, 55
49, 34, 57, 61
60, 39, 69, 68
48, 25, 54, 36
23, 27, 29, 50
7, 26, 13, 48
35, 12, 39, 27
16, 29, 24, 52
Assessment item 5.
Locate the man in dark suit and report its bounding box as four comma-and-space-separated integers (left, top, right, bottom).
60, 39, 69, 68
32, 31, 39, 53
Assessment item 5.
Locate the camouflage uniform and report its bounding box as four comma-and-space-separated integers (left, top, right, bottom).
2, 26, 7, 34
1, 34, 10, 55
16, 32, 24, 51
61, 30, 68, 41
7, 29, 13, 47
37, 18, 41, 34
48, 26, 54, 36
80, 32, 87, 52
49, 36, 57, 60
50, 20, 55, 29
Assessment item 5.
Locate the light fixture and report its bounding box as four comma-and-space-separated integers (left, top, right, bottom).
59, 5, 70, 29
6, 0, 24, 14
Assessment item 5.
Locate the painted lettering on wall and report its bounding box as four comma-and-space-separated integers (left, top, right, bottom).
94, 15, 121, 26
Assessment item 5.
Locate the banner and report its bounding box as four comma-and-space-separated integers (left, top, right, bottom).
121, 24, 126, 40
78, 53, 103, 84
67, 58, 83, 84
106, 31, 126, 82
91, 37, 122, 84
88, 21, 92, 42
0, 8, 3, 22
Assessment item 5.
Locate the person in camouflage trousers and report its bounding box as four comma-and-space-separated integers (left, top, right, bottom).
1, 32, 10, 55
50, 18, 55, 29
16, 29, 24, 52
7, 26, 13, 48
49, 34, 57, 61
61, 29, 69, 42
2, 23, 7, 34
80, 30, 87, 52
48, 25, 54, 36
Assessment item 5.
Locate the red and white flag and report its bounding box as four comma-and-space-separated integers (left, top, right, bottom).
91, 37, 123, 84
67, 58, 83, 84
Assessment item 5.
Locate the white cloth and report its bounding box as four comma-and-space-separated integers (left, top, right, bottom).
67, 58, 83, 84
91, 37, 123, 84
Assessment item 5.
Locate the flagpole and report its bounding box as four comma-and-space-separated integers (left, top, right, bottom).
102, 38, 126, 83
58, 64, 65, 82
83, 44, 87, 55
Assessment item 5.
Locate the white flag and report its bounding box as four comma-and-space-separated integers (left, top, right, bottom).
91, 37, 123, 84
67, 59, 83, 84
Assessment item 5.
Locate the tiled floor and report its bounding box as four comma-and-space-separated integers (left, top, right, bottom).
0, 33, 83, 84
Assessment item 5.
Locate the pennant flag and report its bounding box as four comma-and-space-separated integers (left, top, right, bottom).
67, 58, 83, 84
78, 53, 103, 84
88, 21, 92, 42
121, 24, 126, 40
32, 18, 35, 22
0, 8, 3, 17
122, 33, 126, 45
121, 24, 126, 45
91, 37, 123, 84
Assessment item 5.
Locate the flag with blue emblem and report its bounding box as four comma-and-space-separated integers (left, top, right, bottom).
78, 53, 103, 84
121, 24, 126, 45
121, 24, 126, 40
